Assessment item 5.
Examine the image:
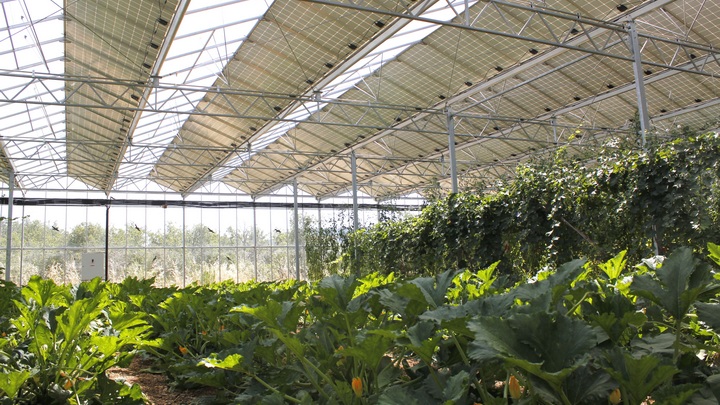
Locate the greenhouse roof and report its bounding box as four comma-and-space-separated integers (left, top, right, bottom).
1, 0, 719, 200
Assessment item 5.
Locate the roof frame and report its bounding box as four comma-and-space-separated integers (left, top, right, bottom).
243, 0, 679, 196
304, 0, 720, 78
178, 0, 440, 197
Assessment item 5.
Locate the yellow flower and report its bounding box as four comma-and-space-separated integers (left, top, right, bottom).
351, 377, 362, 398
508, 375, 522, 400
609, 388, 622, 405
179, 345, 188, 355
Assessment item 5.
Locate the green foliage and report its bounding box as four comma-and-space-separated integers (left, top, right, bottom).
86, 244, 716, 404
2, 244, 719, 403
0, 276, 149, 404
303, 216, 345, 280
342, 132, 720, 279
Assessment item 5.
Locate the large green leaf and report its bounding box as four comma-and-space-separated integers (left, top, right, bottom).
707, 242, 720, 267
260, 392, 287, 405
342, 330, 394, 371
441, 371, 469, 404
400, 320, 440, 364
28, 322, 53, 361
631, 247, 713, 320
378, 386, 420, 405
377, 288, 410, 316
95, 373, 146, 405
419, 301, 477, 335
198, 353, 246, 372
562, 366, 616, 405
318, 274, 357, 312
605, 352, 678, 404
21, 276, 67, 308
598, 250, 628, 281
57, 294, 107, 346
468, 312, 599, 374
651, 384, 701, 405
584, 291, 645, 345
696, 302, 720, 333
409, 269, 457, 309
699, 374, 720, 403
509, 259, 586, 310
268, 328, 305, 358
233, 300, 301, 331
0, 370, 32, 398
378, 283, 428, 319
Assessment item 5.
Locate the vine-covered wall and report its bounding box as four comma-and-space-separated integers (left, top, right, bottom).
339, 131, 720, 278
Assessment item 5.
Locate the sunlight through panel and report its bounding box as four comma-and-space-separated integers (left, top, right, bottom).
115, 0, 272, 191
213, 0, 477, 182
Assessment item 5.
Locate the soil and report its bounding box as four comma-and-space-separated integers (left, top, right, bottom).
107, 356, 218, 405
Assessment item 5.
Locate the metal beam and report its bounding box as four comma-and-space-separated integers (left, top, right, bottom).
384, 138, 609, 199
627, 21, 651, 148
0, 71, 454, 130
314, 93, 657, 198
447, 112, 458, 194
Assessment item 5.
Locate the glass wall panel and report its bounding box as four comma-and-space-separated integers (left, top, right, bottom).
1, 185, 421, 286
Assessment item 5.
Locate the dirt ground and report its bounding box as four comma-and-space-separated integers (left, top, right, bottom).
107, 357, 218, 405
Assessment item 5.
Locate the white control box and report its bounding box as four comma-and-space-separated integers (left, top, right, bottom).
81, 252, 105, 281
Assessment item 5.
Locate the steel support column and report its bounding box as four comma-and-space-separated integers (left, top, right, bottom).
182, 204, 186, 287
447, 112, 458, 194
351, 151, 359, 275
351, 151, 359, 232
253, 203, 258, 281
5, 171, 14, 281
19, 205, 25, 284
105, 204, 110, 281
627, 21, 651, 148
293, 179, 300, 280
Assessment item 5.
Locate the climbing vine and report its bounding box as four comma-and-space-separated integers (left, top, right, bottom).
339, 131, 720, 278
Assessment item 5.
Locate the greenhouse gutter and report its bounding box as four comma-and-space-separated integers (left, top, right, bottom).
0, 198, 423, 211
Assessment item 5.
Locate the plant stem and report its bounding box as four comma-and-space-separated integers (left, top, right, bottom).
250, 373, 303, 404
344, 313, 356, 346
565, 291, 591, 317
451, 334, 488, 403
673, 317, 682, 365
557, 388, 573, 405
297, 355, 342, 402
475, 368, 493, 405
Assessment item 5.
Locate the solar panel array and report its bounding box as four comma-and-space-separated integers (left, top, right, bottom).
1, 0, 719, 199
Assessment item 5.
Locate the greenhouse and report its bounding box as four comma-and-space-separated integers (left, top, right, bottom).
1, 0, 717, 286
2, 0, 720, 403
